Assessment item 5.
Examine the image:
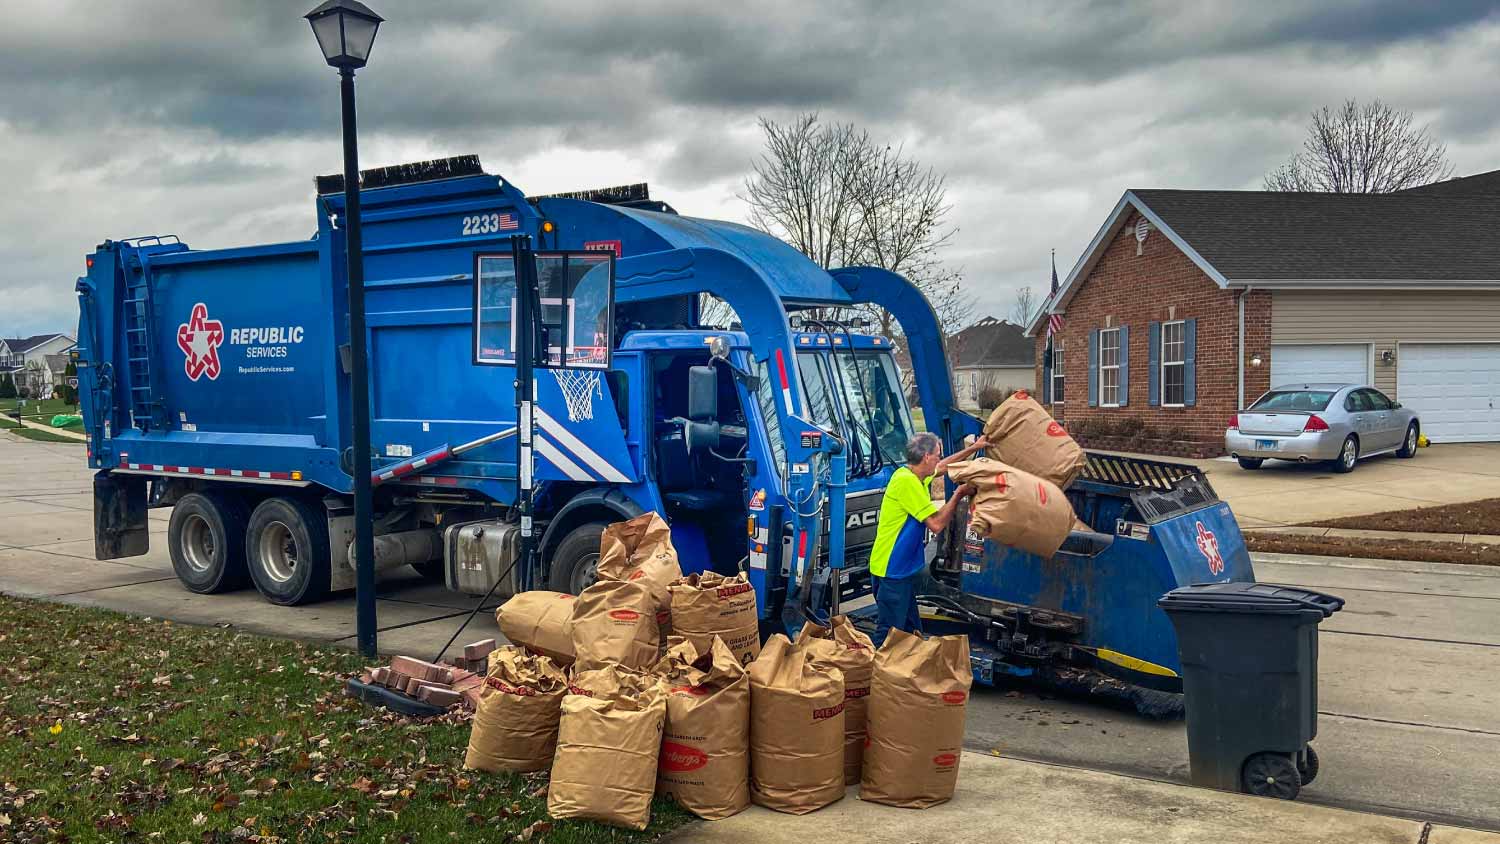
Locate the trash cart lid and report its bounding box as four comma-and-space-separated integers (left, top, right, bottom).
1157, 581, 1344, 617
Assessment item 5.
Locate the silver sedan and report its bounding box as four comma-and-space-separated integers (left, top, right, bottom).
1226, 383, 1421, 472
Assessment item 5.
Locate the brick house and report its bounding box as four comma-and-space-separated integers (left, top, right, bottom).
1028, 174, 1500, 456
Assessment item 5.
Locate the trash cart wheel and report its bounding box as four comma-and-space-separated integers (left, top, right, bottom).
1297, 745, 1320, 786
1241, 752, 1302, 800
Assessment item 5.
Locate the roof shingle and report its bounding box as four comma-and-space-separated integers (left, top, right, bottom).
1130, 189, 1500, 282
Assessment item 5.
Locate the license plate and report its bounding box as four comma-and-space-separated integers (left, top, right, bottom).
1255, 439, 1278, 450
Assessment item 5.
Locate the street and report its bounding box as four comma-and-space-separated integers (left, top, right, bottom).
3, 431, 1498, 830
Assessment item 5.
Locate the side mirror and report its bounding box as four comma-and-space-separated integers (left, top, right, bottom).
687, 365, 717, 422
683, 419, 721, 454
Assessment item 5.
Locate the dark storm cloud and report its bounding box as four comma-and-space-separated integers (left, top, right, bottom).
3, 0, 1500, 335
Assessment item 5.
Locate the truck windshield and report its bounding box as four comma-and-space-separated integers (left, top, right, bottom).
833, 351, 912, 473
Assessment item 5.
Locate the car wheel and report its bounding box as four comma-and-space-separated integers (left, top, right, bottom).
1332, 436, 1359, 473
168, 491, 250, 594
547, 521, 607, 595
1396, 424, 1419, 459
246, 496, 331, 606
1237, 457, 1264, 470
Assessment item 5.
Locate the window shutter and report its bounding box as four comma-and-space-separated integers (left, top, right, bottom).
1088, 330, 1099, 407
1184, 318, 1198, 407
1041, 347, 1053, 404
1148, 322, 1161, 407
1117, 325, 1130, 406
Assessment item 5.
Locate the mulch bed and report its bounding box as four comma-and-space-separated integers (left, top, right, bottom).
1246, 532, 1500, 567
1308, 498, 1500, 537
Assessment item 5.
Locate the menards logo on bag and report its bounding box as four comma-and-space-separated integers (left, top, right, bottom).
716, 582, 753, 599
485, 677, 536, 696
608, 609, 642, 621
941, 691, 967, 704
812, 702, 846, 721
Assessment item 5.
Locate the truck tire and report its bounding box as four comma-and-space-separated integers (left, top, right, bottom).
246, 497, 331, 606
547, 521, 607, 595
168, 491, 250, 594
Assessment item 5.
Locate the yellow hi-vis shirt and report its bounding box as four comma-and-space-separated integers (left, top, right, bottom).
869, 466, 937, 579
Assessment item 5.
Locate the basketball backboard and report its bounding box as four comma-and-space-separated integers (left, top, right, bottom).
473, 250, 614, 370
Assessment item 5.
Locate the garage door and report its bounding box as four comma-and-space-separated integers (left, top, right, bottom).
1270, 344, 1369, 389
1397, 344, 1500, 443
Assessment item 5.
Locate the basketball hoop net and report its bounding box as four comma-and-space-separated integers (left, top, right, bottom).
553, 368, 604, 422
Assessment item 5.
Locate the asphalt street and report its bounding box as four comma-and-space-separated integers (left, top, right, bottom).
2, 431, 1498, 830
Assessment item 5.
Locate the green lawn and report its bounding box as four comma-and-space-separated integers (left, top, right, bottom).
0, 596, 692, 842
2, 396, 75, 418
2, 424, 84, 443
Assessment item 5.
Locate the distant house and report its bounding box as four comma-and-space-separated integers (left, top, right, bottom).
1027, 169, 1500, 454
947, 317, 1035, 411
1, 333, 77, 396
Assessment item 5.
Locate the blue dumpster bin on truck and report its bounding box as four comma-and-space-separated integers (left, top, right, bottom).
872, 452, 1256, 715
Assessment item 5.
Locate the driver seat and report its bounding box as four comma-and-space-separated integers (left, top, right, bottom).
656, 427, 733, 512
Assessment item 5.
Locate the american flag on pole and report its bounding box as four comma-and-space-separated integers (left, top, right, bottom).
1045, 250, 1064, 338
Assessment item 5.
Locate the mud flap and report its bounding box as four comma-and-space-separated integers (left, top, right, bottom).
94, 471, 149, 559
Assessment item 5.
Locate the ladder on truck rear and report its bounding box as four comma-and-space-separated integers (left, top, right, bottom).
117, 236, 182, 433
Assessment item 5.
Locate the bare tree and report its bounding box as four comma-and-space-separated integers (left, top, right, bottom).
1265, 99, 1452, 193
742, 114, 869, 269
742, 113, 970, 342
1009, 286, 1037, 327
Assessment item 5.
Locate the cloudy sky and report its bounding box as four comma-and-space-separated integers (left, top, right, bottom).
3, 1, 1499, 338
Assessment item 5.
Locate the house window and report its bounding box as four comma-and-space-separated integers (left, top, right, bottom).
1161, 320, 1185, 406
1099, 328, 1120, 406
1051, 340, 1065, 403
968, 371, 978, 401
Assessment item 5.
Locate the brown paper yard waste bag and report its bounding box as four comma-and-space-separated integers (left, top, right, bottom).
548, 665, 667, 830
947, 457, 1074, 558
670, 571, 761, 666
861, 629, 973, 808
653, 636, 751, 819
796, 615, 874, 785
598, 512, 683, 642
983, 390, 1087, 489
748, 634, 845, 814
495, 591, 577, 666
463, 647, 568, 773
570, 579, 661, 671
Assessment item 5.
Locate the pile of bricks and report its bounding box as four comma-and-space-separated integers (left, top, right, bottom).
360, 653, 487, 710
445, 638, 499, 674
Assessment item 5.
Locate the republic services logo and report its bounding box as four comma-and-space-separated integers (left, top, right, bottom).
1195, 521, 1225, 576
177, 303, 224, 382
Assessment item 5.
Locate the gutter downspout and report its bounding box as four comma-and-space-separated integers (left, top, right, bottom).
1237, 285, 1252, 410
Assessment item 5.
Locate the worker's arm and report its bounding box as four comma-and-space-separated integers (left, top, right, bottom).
923, 483, 976, 533
935, 436, 989, 477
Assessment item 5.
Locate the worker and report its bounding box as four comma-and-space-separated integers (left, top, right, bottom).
868, 432, 985, 647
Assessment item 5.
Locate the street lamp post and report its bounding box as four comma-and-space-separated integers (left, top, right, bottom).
306, 0, 383, 658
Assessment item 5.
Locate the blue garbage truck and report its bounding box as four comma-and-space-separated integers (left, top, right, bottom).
74, 155, 966, 614
74, 155, 1251, 703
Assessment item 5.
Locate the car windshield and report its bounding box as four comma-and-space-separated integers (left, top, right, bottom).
1250, 390, 1336, 412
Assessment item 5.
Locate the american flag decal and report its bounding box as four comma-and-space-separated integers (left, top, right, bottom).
498, 213, 518, 230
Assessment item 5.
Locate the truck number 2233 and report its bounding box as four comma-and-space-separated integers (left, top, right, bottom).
461, 213, 503, 236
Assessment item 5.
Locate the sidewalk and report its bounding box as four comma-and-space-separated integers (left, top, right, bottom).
666, 752, 1500, 843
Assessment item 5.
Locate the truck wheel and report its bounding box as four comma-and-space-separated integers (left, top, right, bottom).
547, 521, 607, 595
1240, 752, 1301, 800
168, 491, 250, 594
246, 497, 331, 606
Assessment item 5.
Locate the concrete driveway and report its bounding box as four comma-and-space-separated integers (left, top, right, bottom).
6, 430, 1500, 829
1192, 443, 1500, 527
